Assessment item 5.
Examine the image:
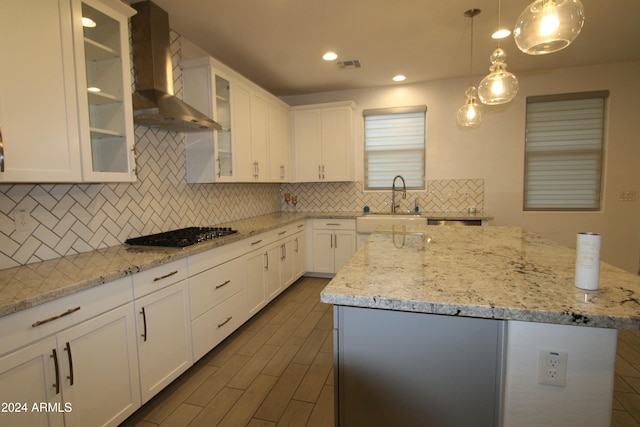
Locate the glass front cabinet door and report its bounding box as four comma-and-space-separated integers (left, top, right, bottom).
74, 0, 137, 182
182, 57, 235, 183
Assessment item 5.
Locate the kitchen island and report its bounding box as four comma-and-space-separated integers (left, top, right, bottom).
321, 225, 640, 427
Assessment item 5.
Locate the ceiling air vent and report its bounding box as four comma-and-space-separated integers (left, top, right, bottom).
337, 59, 361, 69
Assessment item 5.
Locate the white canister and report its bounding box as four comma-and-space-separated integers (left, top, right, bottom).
575, 232, 601, 290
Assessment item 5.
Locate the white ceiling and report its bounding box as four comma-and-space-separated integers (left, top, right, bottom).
139, 0, 640, 97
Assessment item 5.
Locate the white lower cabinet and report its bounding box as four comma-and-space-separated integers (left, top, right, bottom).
0, 281, 140, 427
189, 255, 247, 361
245, 222, 306, 316
135, 280, 192, 403
57, 303, 140, 426
309, 219, 356, 274
292, 231, 306, 280
0, 336, 64, 427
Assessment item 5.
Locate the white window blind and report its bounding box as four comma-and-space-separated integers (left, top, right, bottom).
363, 106, 426, 190
524, 91, 608, 211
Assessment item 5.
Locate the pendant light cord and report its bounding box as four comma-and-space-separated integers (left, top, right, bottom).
469, 13, 475, 87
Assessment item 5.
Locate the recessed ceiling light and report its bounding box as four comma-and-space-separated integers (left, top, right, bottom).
323, 52, 338, 61
82, 17, 97, 28
492, 28, 511, 39
393, 75, 406, 82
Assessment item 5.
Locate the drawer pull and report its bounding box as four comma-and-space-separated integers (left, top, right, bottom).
140, 307, 147, 342
65, 342, 74, 386
278, 230, 287, 235
153, 270, 178, 282
297, 224, 304, 228
51, 349, 60, 395
218, 316, 233, 328
251, 239, 263, 246
32, 306, 81, 328
215, 279, 231, 289
326, 223, 341, 226
0, 126, 4, 172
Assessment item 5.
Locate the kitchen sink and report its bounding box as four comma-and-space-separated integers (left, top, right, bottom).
356, 213, 427, 233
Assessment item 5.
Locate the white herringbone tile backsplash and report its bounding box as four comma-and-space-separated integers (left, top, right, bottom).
279, 179, 484, 214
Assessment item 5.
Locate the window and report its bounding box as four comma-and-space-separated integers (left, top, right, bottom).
523, 91, 608, 211
363, 106, 426, 190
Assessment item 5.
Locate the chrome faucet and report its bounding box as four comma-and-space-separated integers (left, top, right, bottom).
391, 175, 406, 213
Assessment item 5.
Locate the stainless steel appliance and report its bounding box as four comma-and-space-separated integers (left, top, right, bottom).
125, 227, 237, 248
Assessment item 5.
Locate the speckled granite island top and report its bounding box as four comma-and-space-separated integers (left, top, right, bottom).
320, 225, 640, 330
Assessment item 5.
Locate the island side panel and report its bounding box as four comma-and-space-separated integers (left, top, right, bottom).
335, 305, 504, 427
503, 320, 617, 427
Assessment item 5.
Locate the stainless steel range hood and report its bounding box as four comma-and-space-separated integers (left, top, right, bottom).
130, 1, 221, 132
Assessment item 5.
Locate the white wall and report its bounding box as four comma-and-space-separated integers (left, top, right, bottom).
282, 61, 640, 274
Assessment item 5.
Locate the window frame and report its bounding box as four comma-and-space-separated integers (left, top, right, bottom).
362, 105, 427, 191
523, 91, 609, 212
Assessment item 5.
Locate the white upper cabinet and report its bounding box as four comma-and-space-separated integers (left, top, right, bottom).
0, 0, 82, 182
181, 56, 291, 183
182, 58, 237, 183
0, 0, 136, 183
73, 0, 137, 182
292, 101, 355, 182
268, 101, 292, 182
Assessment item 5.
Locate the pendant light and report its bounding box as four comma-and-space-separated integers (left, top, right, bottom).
514, 0, 585, 55
478, 0, 518, 105
456, 9, 483, 128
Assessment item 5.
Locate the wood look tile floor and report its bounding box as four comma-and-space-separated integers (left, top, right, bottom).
120, 276, 640, 427
120, 277, 334, 427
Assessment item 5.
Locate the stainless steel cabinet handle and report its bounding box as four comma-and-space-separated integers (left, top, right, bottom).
251, 239, 263, 246
65, 342, 74, 386
295, 237, 299, 252
140, 307, 147, 342
322, 164, 325, 179
318, 165, 322, 180
217, 316, 232, 328
0, 127, 5, 173
334, 233, 338, 248
215, 279, 231, 289
153, 270, 178, 282
132, 145, 138, 177
281, 243, 286, 260
326, 223, 341, 226
32, 306, 81, 328
264, 252, 269, 270
216, 157, 221, 178
51, 349, 60, 394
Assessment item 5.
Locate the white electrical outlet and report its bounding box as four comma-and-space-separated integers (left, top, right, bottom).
537, 349, 568, 387
14, 209, 30, 232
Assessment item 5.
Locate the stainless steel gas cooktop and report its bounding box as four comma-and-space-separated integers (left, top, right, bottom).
125, 226, 237, 248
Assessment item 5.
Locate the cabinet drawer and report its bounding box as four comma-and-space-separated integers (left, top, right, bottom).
133, 258, 188, 299
191, 290, 247, 361
189, 257, 244, 320
0, 276, 133, 357
312, 219, 355, 230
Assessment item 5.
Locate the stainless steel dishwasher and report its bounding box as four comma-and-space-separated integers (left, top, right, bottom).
427, 219, 482, 226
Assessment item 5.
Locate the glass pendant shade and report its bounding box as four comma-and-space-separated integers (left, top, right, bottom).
457, 87, 484, 128
478, 48, 519, 105
514, 0, 585, 55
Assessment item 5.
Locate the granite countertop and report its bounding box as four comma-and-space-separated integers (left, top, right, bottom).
320, 225, 640, 330
0, 210, 492, 319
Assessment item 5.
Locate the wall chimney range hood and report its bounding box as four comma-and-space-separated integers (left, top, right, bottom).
130, 1, 221, 132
